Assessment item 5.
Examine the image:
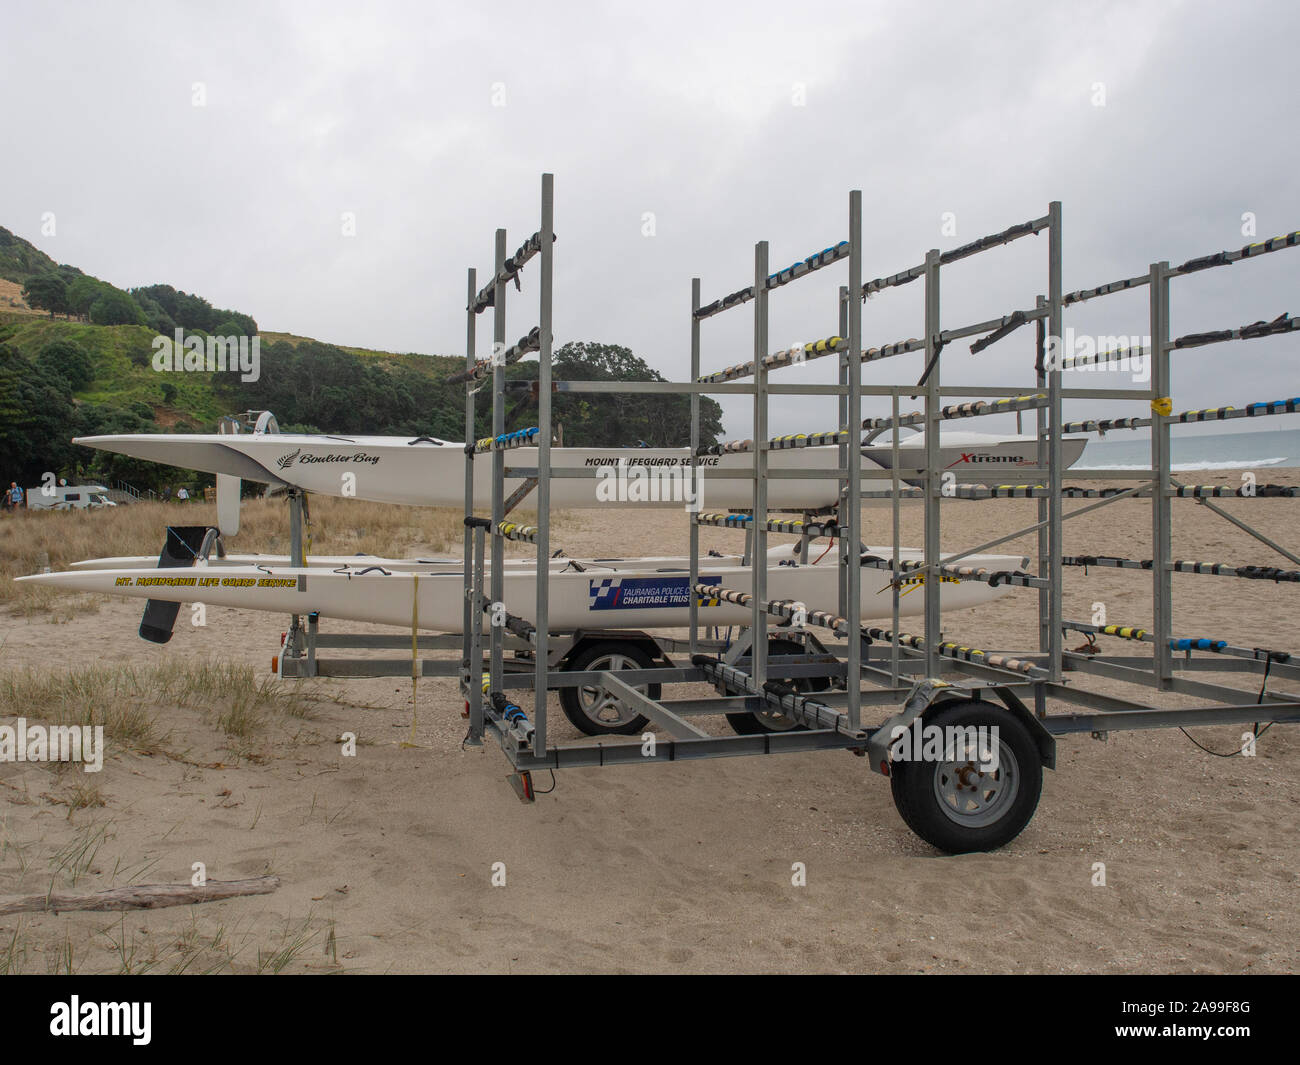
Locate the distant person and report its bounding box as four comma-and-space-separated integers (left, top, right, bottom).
162, 485, 172, 502
177, 486, 189, 501
7, 482, 23, 510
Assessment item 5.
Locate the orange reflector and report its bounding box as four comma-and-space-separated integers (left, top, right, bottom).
879, 761, 890, 777
271, 656, 279, 673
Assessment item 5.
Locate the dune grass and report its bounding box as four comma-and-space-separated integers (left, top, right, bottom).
0, 911, 329, 975
0, 666, 167, 753
0, 658, 315, 758
0, 496, 481, 613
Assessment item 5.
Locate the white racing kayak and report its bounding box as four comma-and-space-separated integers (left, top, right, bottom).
74, 432, 840, 509
862, 430, 1088, 483
72, 429, 1087, 509
20, 544, 1030, 633
68, 552, 463, 572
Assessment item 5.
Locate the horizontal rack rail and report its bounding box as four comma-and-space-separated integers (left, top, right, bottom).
853, 483, 1300, 501
1059, 314, 1296, 371
1062, 619, 1294, 665
859, 555, 1047, 589
492, 520, 540, 544
699, 393, 1054, 457
1061, 230, 1300, 306
693, 513, 839, 536
694, 585, 1047, 678
469, 426, 541, 454
862, 393, 1048, 434
696, 302, 1050, 386
1173, 311, 1297, 350
469, 231, 556, 314
1061, 396, 1300, 434
1061, 555, 1300, 582
860, 215, 1049, 298
447, 327, 542, 385
694, 241, 850, 321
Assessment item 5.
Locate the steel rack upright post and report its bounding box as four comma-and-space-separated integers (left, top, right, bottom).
459, 174, 555, 754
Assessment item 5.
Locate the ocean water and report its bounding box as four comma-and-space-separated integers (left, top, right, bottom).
1076, 427, 1300, 472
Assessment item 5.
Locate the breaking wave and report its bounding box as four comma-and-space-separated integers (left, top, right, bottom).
1075, 456, 1291, 471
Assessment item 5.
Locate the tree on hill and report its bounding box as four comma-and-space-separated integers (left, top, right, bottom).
89, 288, 146, 326
174, 291, 217, 332
0, 340, 183, 487
214, 338, 422, 434
134, 292, 176, 335
66, 275, 109, 320
0, 342, 81, 483
504, 341, 723, 447
65, 275, 131, 323
132, 284, 257, 335
37, 340, 95, 391
21, 273, 69, 318
213, 312, 257, 337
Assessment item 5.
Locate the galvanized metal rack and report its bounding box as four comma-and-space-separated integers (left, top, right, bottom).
455, 174, 1300, 851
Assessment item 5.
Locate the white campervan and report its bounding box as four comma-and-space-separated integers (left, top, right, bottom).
26, 484, 117, 511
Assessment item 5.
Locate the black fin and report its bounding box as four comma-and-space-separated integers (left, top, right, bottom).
138, 526, 218, 644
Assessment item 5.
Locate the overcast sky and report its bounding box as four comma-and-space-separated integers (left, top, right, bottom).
3, 0, 1297, 439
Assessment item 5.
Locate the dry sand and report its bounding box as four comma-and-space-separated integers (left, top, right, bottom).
1, 471, 1297, 973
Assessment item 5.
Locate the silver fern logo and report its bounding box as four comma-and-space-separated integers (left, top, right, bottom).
276, 449, 301, 470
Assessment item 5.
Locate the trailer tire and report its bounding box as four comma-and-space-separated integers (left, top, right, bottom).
888, 699, 1042, 854
559, 641, 659, 736
726, 638, 831, 735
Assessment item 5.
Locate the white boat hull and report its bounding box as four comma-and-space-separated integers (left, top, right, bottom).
74, 433, 843, 509
68, 553, 464, 572
861, 431, 1089, 486
73, 430, 1088, 508
21, 546, 1028, 633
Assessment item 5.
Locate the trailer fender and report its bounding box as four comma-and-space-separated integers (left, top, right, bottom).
865, 679, 966, 775
864, 680, 1057, 776
990, 686, 1056, 771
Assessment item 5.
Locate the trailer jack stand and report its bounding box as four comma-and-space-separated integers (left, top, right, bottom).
508, 770, 536, 803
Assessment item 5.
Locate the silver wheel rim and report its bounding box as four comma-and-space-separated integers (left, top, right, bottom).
932, 738, 1019, 828
577, 653, 647, 727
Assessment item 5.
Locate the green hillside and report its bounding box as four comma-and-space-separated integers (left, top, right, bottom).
0, 226, 723, 493
0, 313, 224, 424
0, 227, 61, 284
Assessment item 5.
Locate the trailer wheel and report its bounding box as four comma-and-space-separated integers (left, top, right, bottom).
726, 638, 830, 735
888, 699, 1042, 854
559, 641, 659, 736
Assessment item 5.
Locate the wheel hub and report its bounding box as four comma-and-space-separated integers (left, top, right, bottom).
933, 740, 1019, 827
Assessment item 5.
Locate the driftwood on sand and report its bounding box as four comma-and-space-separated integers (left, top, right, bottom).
0, 876, 280, 916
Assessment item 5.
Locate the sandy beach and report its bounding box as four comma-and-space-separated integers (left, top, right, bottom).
1, 471, 1297, 974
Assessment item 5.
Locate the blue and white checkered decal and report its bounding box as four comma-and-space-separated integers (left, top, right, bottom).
588, 576, 721, 611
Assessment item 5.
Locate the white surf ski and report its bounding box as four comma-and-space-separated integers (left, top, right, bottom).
73, 429, 1086, 509
20, 545, 1029, 633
